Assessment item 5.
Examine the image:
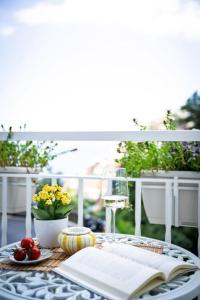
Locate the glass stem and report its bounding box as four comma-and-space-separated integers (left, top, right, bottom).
112, 208, 116, 242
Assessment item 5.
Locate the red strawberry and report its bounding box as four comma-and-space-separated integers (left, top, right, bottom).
14, 248, 27, 261
21, 237, 35, 250
27, 246, 41, 260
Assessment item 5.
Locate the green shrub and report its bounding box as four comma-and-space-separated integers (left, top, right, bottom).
0, 125, 58, 170
115, 111, 199, 254
116, 111, 200, 176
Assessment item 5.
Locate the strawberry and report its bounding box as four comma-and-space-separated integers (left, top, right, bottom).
27, 246, 41, 260
21, 237, 35, 250
13, 248, 27, 261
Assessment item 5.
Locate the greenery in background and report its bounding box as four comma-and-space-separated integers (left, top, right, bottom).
116, 111, 200, 176
115, 110, 200, 255
177, 91, 200, 129
0, 125, 77, 170
0, 125, 58, 169
32, 184, 73, 220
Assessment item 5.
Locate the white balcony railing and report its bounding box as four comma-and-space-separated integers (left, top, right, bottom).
0, 130, 200, 253
0, 173, 199, 247
0, 130, 200, 141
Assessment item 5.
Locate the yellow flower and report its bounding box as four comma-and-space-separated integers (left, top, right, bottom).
32, 184, 66, 205
49, 192, 54, 200
45, 199, 53, 206
32, 194, 38, 202
64, 192, 71, 199
42, 184, 51, 192
56, 185, 62, 192
50, 185, 57, 193
61, 195, 71, 205
64, 192, 71, 204
56, 191, 63, 200
39, 191, 49, 200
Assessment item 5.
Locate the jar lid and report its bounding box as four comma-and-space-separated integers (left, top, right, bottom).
62, 226, 91, 236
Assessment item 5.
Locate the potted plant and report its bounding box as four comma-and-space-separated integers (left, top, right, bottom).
0, 125, 58, 213
116, 111, 200, 227
32, 184, 73, 248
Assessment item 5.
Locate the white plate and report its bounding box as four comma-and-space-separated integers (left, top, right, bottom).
9, 248, 53, 265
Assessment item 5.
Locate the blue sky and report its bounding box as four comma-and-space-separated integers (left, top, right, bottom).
0, 0, 200, 173
1, 0, 200, 131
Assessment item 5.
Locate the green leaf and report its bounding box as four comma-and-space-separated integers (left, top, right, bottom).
55, 204, 73, 218
47, 205, 55, 218
32, 207, 51, 220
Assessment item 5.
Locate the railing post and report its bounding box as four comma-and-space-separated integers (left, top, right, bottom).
173, 177, 179, 227
105, 179, 112, 233
1, 176, 8, 246
78, 178, 84, 226
26, 177, 32, 237
198, 183, 200, 257
165, 181, 173, 243
135, 180, 142, 236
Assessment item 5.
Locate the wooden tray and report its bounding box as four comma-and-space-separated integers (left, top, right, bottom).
0, 243, 163, 272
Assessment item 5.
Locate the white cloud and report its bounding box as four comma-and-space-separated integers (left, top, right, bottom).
14, 0, 200, 39
0, 25, 16, 36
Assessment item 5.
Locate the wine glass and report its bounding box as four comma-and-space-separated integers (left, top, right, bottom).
102, 168, 129, 242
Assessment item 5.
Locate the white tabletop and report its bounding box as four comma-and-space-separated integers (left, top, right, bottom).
0, 233, 200, 300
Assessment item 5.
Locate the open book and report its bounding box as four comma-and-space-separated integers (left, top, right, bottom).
54, 242, 196, 300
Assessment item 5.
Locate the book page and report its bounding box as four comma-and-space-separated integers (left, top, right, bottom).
54, 247, 164, 300
103, 243, 196, 280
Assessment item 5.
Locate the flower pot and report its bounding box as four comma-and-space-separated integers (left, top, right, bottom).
58, 227, 96, 255
34, 217, 68, 248
141, 171, 200, 226
0, 167, 39, 213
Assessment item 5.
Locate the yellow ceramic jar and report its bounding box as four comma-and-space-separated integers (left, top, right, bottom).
58, 226, 96, 255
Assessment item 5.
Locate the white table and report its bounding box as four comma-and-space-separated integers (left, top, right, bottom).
0, 233, 200, 300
